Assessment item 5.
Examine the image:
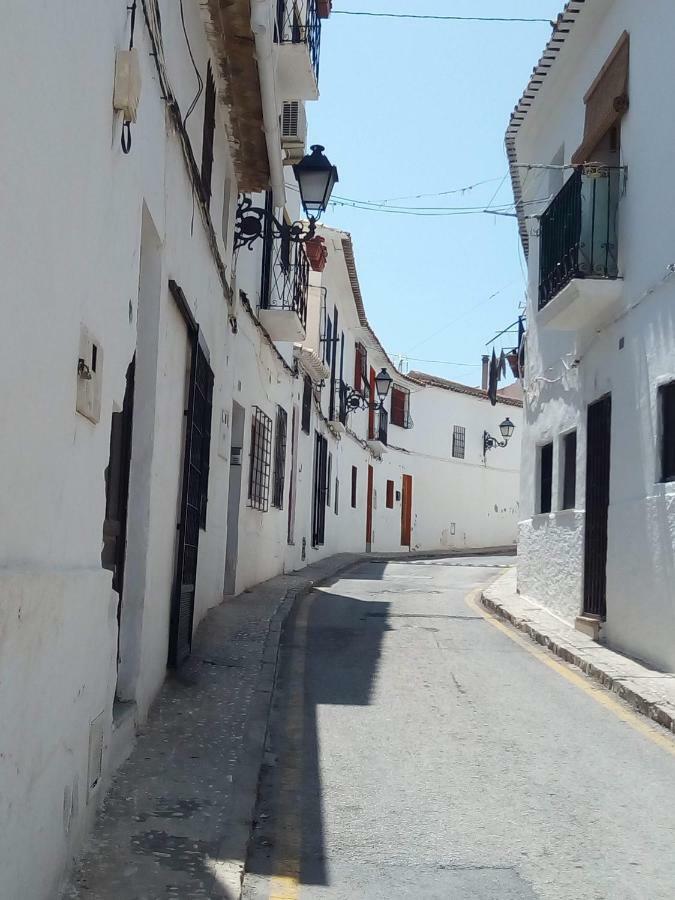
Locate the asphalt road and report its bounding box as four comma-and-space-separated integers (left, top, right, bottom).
242, 556, 675, 900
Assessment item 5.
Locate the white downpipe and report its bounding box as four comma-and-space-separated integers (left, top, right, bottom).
251, 0, 286, 208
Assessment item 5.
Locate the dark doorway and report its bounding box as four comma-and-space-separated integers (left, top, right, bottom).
583, 394, 612, 618
312, 432, 328, 547
102, 357, 135, 669
168, 335, 214, 667
366, 464, 374, 550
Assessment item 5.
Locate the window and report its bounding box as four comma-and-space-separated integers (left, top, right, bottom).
452, 425, 466, 460
351, 466, 358, 508
539, 442, 553, 514
272, 406, 288, 509
312, 433, 328, 547
354, 342, 368, 395
201, 61, 216, 206
301, 374, 312, 434
334, 477, 339, 515
326, 453, 332, 507
386, 480, 394, 509
561, 431, 577, 509
391, 385, 410, 428
248, 406, 272, 511
660, 382, 675, 482
198, 359, 214, 530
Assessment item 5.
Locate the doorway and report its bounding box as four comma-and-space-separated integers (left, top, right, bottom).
401, 474, 413, 548
366, 464, 374, 551
312, 432, 328, 547
224, 401, 246, 595
583, 394, 612, 618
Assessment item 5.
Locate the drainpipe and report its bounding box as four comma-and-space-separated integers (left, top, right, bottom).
481, 355, 489, 391
251, 0, 286, 209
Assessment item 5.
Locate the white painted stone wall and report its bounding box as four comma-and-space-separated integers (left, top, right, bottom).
513, 0, 675, 669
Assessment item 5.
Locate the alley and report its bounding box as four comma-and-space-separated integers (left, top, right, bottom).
243, 557, 675, 900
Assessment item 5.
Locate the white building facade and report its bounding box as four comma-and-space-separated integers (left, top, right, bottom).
509, 0, 675, 669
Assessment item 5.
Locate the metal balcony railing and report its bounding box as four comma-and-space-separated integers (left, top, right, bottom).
538, 166, 622, 310
262, 232, 309, 330
330, 379, 348, 425
276, 0, 321, 85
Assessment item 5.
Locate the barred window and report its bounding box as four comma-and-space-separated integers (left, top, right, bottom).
301, 374, 312, 434
248, 406, 272, 511
452, 425, 466, 459
272, 406, 288, 509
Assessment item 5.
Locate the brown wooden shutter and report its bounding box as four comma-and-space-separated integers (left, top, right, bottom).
386, 480, 394, 509
572, 32, 629, 165
354, 343, 363, 393
391, 387, 406, 427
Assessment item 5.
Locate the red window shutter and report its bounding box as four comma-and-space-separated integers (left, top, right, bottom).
354, 343, 363, 393
386, 480, 394, 509
391, 387, 406, 427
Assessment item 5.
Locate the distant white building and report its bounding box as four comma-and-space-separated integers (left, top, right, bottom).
508, 0, 675, 668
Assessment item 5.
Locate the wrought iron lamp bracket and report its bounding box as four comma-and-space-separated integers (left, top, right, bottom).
233, 196, 317, 252
344, 386, 382, 414
483, 430, 508, 455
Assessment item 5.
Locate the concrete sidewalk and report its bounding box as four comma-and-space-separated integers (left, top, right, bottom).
62, 553, 362, 900
482, 569, 675, 735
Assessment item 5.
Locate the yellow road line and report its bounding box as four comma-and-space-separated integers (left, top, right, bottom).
466, 588, 675, 758
267, 593, 314, 900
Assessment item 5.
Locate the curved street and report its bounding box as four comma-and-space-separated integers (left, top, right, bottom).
243, 556, 675, 900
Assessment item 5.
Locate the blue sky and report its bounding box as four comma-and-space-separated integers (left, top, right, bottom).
308, 0, 562, 385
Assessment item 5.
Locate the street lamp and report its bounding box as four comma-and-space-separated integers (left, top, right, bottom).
374, 368, 393, 408
233, 145, 339, 252
483, 417, 516, 455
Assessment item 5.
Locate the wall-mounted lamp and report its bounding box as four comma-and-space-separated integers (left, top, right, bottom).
484, 417, 515, 455
234, 145, 339, 252
345, 368, 393, 413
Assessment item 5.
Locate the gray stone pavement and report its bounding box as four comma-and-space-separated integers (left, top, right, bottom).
243, 556, 675, 900
482, 569, 675, 734
61, 553, 363, 900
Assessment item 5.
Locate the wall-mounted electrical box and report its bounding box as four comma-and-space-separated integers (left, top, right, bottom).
113, 48, 141, 122
76, 325, 103, 424
231, 447, 243, 467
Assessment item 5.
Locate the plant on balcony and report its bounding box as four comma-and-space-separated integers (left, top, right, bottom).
317, 0, 332, 18
304, 235, 328, 272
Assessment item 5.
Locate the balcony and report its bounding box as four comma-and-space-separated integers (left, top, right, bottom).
276, 0, 322, 101
538, 167, 623, 332
259, 234, 309, 342
367, 408, 388, 456
328, 379, 348, 434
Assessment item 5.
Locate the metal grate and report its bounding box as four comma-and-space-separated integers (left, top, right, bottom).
249, 407, 272, 511
272, 406, 288, 509
452, 425, 466, 459
260, 222, 309, 330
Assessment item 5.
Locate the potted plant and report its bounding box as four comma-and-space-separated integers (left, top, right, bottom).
317, 0, 332, 18
304, 235, 328, 272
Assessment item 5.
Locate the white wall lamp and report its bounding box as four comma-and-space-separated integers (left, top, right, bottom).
484, 417, 516, 455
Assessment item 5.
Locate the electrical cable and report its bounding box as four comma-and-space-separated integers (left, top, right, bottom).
332, 10, 552, 24
180, 0, 204, 126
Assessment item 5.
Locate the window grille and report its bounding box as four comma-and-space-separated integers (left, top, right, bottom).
201, 62, 216, 206
452, 425, 466, 459
539, 443, 553, 514
301, 374, 312, 434
272, 406, 288, 509
248, 406, 272, 511
386, 480, 394, 509
661, 382, 675, 482
562, 431, 577, 509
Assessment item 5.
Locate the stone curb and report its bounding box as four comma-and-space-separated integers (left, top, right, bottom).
480, 573, 675, 737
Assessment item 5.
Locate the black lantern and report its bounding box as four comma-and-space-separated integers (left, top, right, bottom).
233, 145, 338, 252
484, 417, 516, 455
374, 368, 393, 407
293, 145, 339, 219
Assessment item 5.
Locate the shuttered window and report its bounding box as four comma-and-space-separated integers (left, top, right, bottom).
301, 374, 312, 434
354, 342, 367, 395
562, 431, 577, 510
391, 386, 409, 428
201, 62, 216, 206
661, 382, 675, 482
272, 406, 288, 509
539, 443, 553, 514
452, 426, 466, 460
249, 407, 272, 512
386, 480, 394, 509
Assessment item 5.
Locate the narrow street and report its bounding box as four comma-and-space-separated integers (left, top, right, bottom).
243, 557, 675, 900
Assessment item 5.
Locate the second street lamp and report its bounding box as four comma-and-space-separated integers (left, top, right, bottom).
233, 145, 339, 252
484, 417, 516, 456
374, 368, 393, 408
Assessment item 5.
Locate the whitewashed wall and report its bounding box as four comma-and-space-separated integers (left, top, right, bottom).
514, 0, 675, 669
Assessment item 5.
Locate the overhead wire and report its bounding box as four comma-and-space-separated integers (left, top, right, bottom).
332, 10, 552, 24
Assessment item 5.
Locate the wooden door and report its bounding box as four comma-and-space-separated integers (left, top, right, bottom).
366, 464, 374, 549
583, 394, 612, 618
401, 474, 413, 547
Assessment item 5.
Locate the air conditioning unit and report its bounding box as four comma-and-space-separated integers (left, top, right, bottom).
281, 101, 307, 162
